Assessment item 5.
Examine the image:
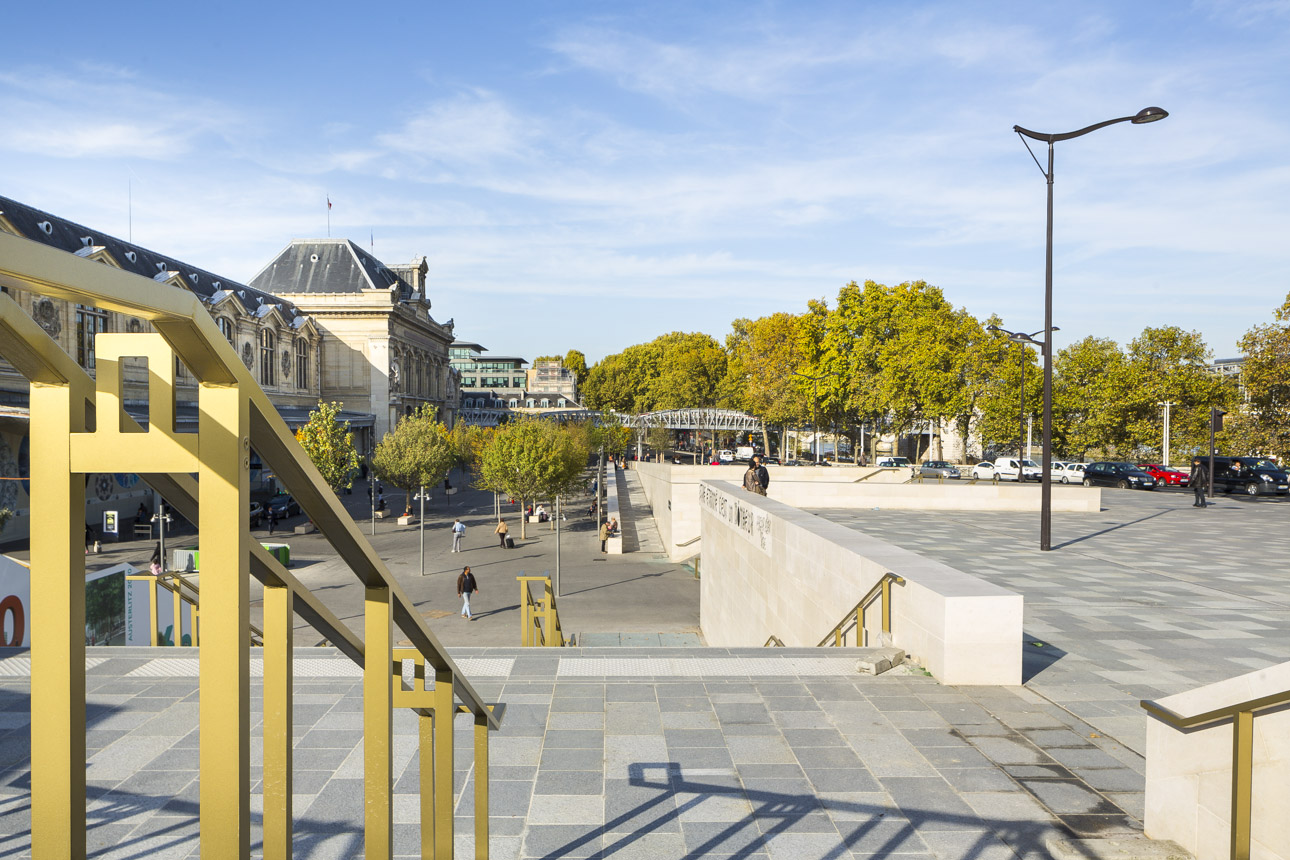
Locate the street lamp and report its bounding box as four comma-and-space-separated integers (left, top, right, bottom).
986, 325, 1058, 479
792, 371, 826, 464
1013, 106, 1168, 550
1158, 401, 1174, 467
414, 486, 431, 576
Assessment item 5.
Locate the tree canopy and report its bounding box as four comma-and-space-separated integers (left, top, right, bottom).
295, 401, 361, 491
371, 407, 457, 513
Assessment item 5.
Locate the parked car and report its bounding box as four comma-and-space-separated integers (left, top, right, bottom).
1208, 456, 1290, 496
717, 449, 735, 463
1081, 462, 1157, 490
1056, 462, 1087, 484
918, 460, 961, 479
876, 457, 912, 468
267, 494, 301, 518
1137, 463, 1189, 487
972, 458, 1041, 482
249, 501, 265, 528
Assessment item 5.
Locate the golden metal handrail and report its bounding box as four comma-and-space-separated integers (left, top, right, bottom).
518, 575, 565, 647
763, 572, 903, 648
125, 571, 265, 647
818, 572, 904, 647
1141, 687, 1290, 860
0, 233, 501, 860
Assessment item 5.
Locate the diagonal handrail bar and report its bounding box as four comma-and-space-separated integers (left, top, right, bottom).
817, 572, 904, 647
0, 234, 498, 728
1141, 688, 1290, 860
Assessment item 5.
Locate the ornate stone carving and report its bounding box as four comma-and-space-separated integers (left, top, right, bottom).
241, 342, 254, 369
32, 297, 61, 337
281, 349, 292, 375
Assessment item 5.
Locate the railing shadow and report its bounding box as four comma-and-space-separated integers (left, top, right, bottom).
527, 761, 1121, 860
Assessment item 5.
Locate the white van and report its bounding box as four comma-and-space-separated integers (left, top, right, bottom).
735, 446, 756, 461
717, 449, 736, 463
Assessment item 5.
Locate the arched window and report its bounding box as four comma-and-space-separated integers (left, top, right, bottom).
259, 328, 276, 386
295, 338, 309, 388
217, 317, 234, 342
508, 398, 518, 408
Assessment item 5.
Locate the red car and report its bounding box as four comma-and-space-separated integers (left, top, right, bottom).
1137, 464, 1189, 487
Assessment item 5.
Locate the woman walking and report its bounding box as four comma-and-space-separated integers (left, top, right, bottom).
495, 518, 509, 548
457, 566, 478, 620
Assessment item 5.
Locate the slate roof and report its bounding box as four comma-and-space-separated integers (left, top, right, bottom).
0, 194, 312, 328
248, 239, 415, 299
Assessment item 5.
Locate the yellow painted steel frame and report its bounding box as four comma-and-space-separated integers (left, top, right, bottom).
517, 576, 564, 647
1141, 687, 1290, 860
0, 232, 501, 860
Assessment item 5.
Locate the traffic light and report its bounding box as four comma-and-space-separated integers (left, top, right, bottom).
1211, 408, 1227, 432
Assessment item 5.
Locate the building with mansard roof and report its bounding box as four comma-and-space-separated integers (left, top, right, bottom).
250, 239, 458, 440
0, 194, 367, 546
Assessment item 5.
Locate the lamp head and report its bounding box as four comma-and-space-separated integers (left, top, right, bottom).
1132, 106, 1168, 124
986, 324, 999, 332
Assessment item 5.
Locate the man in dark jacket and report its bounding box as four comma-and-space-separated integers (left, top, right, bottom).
1191, 459, 1208, 507
752, 455, 770, 495
457, 566, 478, 620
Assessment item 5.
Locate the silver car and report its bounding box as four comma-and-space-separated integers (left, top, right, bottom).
919, 460, 961, 479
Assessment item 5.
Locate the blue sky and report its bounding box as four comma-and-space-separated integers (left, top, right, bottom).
2, 0, 1287, 363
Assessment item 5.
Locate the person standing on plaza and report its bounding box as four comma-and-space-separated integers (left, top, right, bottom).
495, 518, 509, 548
268, 506, 278, 534
451, 517, 465, 552
742, 460, 761, 494
599, 519, 609, 553
1191, 458, 1209, 507
456, 566, 478, 620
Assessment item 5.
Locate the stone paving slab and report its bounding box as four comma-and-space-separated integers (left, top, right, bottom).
809, 488, 1290, 754
0, 646, 1147, 859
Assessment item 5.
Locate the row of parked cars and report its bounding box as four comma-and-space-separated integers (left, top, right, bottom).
905, 456, 1290, 496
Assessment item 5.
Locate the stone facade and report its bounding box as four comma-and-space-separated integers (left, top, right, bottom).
250, 240, 458, 443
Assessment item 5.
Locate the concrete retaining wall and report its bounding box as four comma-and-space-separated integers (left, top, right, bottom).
698, 480, 1023, 685
638, 462, 1100, 561
1145, 661, 1290, 859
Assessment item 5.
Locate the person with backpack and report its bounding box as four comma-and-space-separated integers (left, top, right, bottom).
456, 566, 478, 620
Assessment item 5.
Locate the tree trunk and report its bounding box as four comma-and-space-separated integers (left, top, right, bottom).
520, 497, 526, 539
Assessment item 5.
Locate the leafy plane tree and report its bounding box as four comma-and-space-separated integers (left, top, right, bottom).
478, 419, 587, 540
371, 406, 457, 515
295, 401, 361, 492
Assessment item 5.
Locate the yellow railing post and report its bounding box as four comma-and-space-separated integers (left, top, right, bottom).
364, 586, 393, 860
419, 710, 435, 858
474, 711, 491, 860
434, 667, 455, 860
197, 379, 251, 858
881, 576, 893, 636
544, 580, 556, 647
149, 578, 160, 645
30, 378, 89, 860
263, 583, 294, 860
1232, 709, 1253, 860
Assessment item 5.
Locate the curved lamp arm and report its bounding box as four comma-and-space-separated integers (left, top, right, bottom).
1014, 107, 1168, 143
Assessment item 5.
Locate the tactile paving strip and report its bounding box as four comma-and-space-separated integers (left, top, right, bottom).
118, 656, 516, 678
0, 656, 107, 677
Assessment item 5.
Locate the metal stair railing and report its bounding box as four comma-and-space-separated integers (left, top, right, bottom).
125, 569, 265, 647
764, 572, 904, 648
0, 232, 502, 860
518, 574, 565, 647
1141, 688, 1290, 860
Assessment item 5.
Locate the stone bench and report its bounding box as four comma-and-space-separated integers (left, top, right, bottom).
604, 467, 623, 554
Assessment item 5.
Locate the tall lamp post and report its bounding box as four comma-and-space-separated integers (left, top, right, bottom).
986, 325, 1058, 479
1158, 401, 1173, 467
1013, 106, 1168, 550
792, 371, 826, 464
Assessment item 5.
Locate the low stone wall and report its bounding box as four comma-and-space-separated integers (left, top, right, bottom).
637, 462, 1100, 561
770, 480, 1101, 512
699, 480, 1023, 686
604, 468, 623, 555
1145, 661, 1290, 859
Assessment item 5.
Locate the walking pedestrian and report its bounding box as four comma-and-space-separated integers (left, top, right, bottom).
456, 566, 478, 620
1191, 458, 1209, 507
451, 517, 465, 552
268, 506, 278, 534
495, 518, 509, 548
599, 519, 609, 553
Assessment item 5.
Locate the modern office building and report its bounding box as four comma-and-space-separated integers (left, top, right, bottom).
449, 341, 529, 408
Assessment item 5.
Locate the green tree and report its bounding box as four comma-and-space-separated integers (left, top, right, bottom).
371, 407, 457, 514
1052, 337, 1132, 459
478, 419, 586, 538
564, 349, 589, 390
1226, 294, 1290, 457
295, 401, 361, 491
724, 312, 811, 454
1120, 326, 1234, 460
582, 332, 726, 414
969, 319, 1042, 460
